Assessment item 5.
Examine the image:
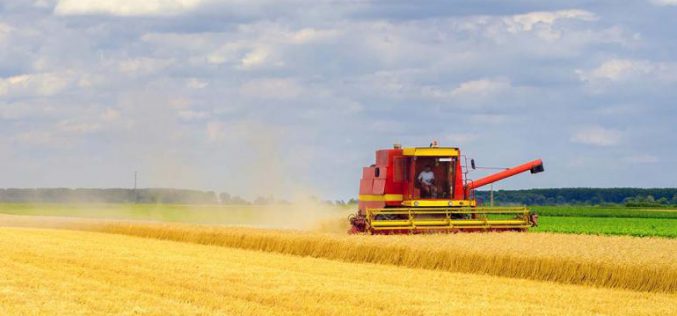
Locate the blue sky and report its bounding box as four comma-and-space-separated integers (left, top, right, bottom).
0, 0, 675, 200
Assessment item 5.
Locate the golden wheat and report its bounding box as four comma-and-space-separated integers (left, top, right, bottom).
2, 214, 675, 293
1, 227, 676, 316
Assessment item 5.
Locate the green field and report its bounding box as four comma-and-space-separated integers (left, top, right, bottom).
0, 203, 258, 223
532, 216, 676, 238
532, 205, 677, 219
0, 203, 350, 231
527, 205, 677, 238
0, 203, 675, 238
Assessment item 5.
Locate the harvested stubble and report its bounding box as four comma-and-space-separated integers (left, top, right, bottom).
2, 214, 674, 293
3, 227, 676, 315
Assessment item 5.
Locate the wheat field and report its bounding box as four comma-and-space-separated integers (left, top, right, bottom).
89, 223, 677, 293
1, 214, 676, 293
1, 227, 676, 316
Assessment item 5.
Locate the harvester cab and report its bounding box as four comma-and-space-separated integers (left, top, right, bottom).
349, 143, 544, 234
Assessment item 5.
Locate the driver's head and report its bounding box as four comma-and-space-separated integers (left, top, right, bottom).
424, 165, 432, 171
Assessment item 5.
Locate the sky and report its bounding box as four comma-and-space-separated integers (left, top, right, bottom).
0, 0, 676, 200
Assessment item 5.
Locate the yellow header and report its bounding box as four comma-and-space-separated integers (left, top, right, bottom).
402, 147, 459, 157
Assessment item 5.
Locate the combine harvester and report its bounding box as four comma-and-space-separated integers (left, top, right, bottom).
349, 143, 544, 234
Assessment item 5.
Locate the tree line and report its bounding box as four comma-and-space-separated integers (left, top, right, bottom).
0, 188, 222, 204
474, 188, 677, 206
1, 187, 676, 206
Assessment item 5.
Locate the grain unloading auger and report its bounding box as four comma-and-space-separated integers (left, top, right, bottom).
349, 144, 544, 234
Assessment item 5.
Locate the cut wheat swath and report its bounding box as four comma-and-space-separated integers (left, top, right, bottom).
4, 215, 671, 293
97, 223, 677, 293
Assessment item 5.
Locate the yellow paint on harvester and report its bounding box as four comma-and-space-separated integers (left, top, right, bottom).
358, 194, 403, 202
400, 199, 476, 207
402, 147, 459, 156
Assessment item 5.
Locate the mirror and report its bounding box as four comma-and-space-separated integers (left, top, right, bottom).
471, 159, 476, 169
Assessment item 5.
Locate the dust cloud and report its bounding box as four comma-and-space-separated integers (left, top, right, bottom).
1, 92, 357, 233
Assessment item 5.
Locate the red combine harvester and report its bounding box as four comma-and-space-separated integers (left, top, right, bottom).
349, 143, 544, 234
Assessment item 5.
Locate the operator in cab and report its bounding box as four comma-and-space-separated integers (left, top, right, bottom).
417, 165, 437, 198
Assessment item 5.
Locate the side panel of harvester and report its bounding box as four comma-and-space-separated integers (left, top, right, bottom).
358, 149, 404, 217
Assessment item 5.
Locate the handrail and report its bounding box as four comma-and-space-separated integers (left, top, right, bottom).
367, 206, 528, 215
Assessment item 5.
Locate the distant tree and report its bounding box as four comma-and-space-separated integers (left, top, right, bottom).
219, 192, 231, 204
253, 196, 273, 205
229, 195, 250, 205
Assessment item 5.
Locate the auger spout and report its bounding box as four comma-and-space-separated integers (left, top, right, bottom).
465, 159, 544, 196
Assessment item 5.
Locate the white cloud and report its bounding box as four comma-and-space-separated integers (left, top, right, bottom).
576, 59, 677, 89
502, 9, 597, 41
356, 71, 512, 103
450, 78, 511, 97
187, 78, 209, 89
169, 98, 192, 109
230, 25, 339, 69
117, 58, 174, 75
12, 130, 73, 148
416, 78, 512, 102
57, 120, 101, 134
449, 9, 633, 48
650, 0, 677, 6
205, 120, 257, 143
101, 108, 121, 122
287, 28, 340, 44
577, 59, 654, 81
239, 78, 304, 99
178, 110, 209, 121
144, 25, 339, 69
206, 121, 226, 142
33, 0, 54, 9
570, 127, 622, 146
507, 10, 597, 32
206, 42, 244, 65
13, 131, 58, 146
0, 72, 74, 97
240, 47, 271, 69
54, 0, 205, 16
0, 100, 60, 120
0, 23, 11, 42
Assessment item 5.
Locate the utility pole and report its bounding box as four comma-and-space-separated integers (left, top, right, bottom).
133, 171, 138, 203
490, 184, 494, 207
